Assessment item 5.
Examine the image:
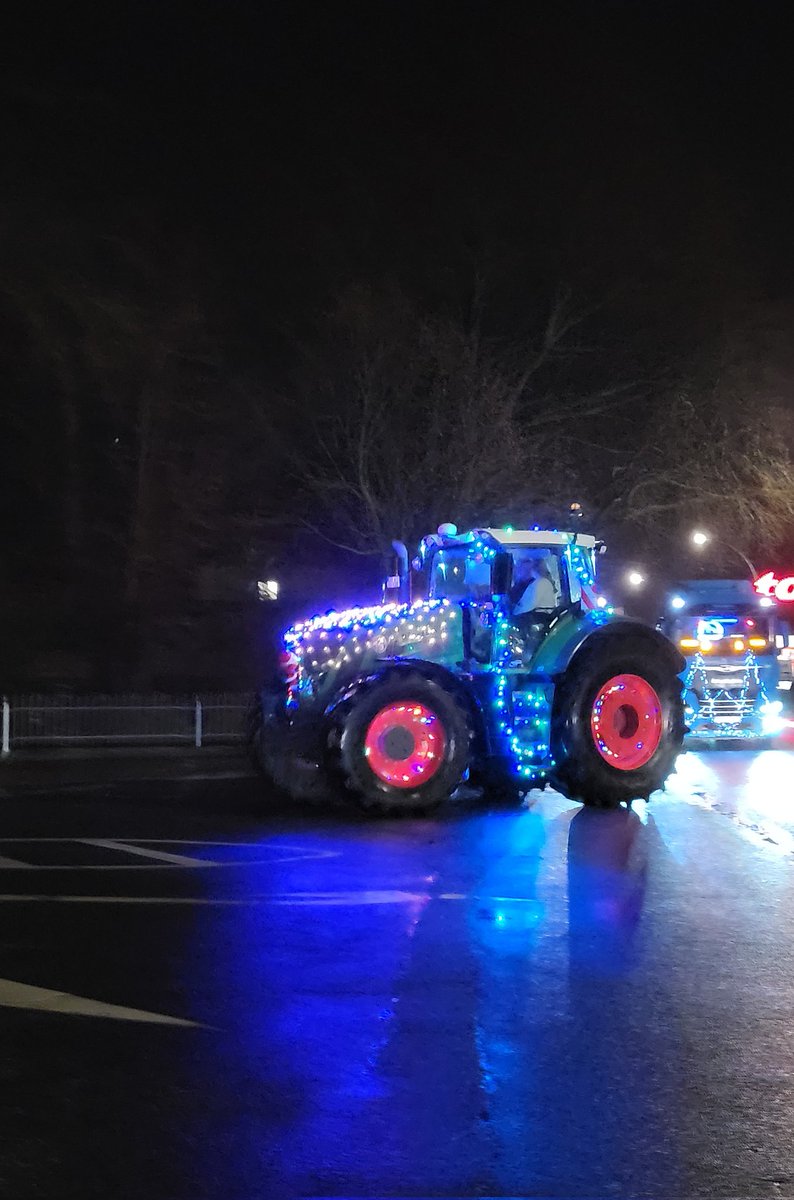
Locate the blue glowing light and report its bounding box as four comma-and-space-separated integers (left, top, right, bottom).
683, 648, 775, 737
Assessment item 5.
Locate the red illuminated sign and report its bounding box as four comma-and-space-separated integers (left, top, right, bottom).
754, 571, 794, 602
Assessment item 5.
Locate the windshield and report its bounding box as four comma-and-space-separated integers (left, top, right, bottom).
429, 547, 492, 600
429, 544, 567, 605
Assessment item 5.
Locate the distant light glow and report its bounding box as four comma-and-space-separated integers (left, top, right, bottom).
691, 530, 709, 547
627, 570, 645, 588
671, 595, 686, 610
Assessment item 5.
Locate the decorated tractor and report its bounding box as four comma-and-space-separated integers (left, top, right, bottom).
248, 526, 685, 814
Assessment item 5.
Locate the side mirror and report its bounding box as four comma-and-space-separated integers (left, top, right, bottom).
492, 551, 513, 597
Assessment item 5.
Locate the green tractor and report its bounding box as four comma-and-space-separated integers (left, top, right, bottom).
248, 526, 685, 814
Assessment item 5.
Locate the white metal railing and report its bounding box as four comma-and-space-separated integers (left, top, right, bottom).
0, 692, 251, 755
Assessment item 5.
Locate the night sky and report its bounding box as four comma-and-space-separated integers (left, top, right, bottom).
8, 4, 794, 311
3, 2, 794, 687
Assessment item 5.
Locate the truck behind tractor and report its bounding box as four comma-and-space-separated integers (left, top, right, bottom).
248, 526, 685, 814
660, 579, 786, 742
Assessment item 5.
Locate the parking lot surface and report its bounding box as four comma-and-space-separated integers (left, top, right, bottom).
2, 748, 794, 1199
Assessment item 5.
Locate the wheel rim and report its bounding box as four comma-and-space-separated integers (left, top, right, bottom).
590, 674, 663, 771
363, 701, 447, 788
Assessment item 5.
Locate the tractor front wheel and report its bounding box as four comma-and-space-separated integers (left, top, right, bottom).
248, 692, 330, 804
338, 672, 471, 815
550, 637, 685, 807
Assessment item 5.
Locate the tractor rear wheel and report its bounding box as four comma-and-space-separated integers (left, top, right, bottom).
550, 636, 684, 808
338, 672, 471, 815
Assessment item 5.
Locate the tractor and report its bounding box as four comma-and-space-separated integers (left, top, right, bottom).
248, 526, 685, 814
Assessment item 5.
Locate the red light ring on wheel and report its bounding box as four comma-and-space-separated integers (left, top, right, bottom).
363, 702, 446, 788
590, 674, 662, 771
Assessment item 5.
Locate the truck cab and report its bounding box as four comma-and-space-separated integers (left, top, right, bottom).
660, 579, 784, 739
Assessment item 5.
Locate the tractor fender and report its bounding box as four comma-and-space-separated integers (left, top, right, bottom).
533, 614, 685, 680
323, 658, 488, 746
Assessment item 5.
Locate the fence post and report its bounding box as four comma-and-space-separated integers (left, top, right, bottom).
1, 698, 9, 757
194, 697, 203, 748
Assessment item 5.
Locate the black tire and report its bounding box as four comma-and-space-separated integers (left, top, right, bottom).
550, 635, 685, 808
248, 693, 330, 805
244, 695, 265, 770
338, 671, 471, 815
470, 756, 533, 806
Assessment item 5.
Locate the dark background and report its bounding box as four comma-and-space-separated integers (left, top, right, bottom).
2, 2, 793, 689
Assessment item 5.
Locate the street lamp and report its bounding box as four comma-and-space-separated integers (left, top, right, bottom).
626, 570, 646, 589
689, 529, 757, 578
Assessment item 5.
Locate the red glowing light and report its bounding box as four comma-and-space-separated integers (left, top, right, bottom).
590, 674, 662, 771
363, 702, 446, 788
754, 572, 794, 602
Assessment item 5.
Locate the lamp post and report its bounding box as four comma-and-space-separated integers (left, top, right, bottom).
689, 530, 758, 579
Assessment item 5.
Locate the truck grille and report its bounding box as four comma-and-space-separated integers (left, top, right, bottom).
705, 696, 755, 723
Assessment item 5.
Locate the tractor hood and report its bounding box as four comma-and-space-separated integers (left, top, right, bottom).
281, 599, 460, 693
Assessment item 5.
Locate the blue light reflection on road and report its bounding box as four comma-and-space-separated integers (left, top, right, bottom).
171, 752, 794, 1197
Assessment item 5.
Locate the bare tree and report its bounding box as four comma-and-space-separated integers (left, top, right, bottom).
286, 284, 638, 555
614, 389, 794, 555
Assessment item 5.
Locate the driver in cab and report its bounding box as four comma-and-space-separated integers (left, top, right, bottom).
510, 552, 557, 615
508, 551, 559, 663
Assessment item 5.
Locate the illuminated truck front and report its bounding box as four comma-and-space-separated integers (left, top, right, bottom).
675, 613, 782, 737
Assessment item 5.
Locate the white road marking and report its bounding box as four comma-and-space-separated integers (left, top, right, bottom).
0, 837, 338, 849
0, 977, 202, 1025
129, 841, 343, 864
80, 838, 216, 866
0, 894, 261, 904
180, 771, 254, 781
0, 890, 538, 906
265, 890, 431, 906
0, 862, 273, 871
0, 838, 343, 869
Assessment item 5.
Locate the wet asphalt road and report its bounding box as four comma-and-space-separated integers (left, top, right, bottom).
2, 748, 794, 1200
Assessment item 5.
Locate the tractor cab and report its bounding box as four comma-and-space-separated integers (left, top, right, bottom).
418, 526, 599, 608
417, 525, 602, 667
